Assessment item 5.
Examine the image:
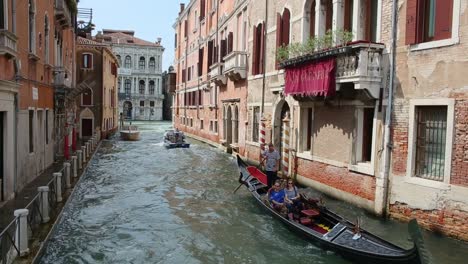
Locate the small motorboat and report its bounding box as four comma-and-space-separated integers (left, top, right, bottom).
120, 125, 140, 141
236, 155, 431, 264
163, 129, 190, 148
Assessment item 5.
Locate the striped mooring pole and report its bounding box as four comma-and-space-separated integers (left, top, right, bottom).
282, 115, 290, 177
259, 115, 266, 149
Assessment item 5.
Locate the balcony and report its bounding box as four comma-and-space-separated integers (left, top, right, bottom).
209, 62, 227, 86
223, 51, 247, 82
280, 42, 385, 99
0, 30, 18, 58
53, 67, 72, 90
55, 0, 72, 29
119, 93, 132, 100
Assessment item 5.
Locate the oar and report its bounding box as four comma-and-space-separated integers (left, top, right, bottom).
232, 183, 244, 194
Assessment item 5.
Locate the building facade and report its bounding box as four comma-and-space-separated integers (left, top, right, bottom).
173, 0, 249, 153
76, 37, 119, 140
98, 30, 164, 121
162, 66, 176, 121
383, 0, 468, 241
0, 0, 77, 202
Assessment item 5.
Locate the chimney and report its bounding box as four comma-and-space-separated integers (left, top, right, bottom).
180, 3, 185, 14
157, 37, 162, 44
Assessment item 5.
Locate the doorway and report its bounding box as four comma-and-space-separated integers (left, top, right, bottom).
82, 118, 93, 137
274, 101, 290, 171
123, 101, 133, 119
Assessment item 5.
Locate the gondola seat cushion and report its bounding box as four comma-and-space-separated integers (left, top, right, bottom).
300, 217, 312, 225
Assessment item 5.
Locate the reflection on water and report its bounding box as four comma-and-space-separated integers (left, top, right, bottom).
39, 122, 468, 264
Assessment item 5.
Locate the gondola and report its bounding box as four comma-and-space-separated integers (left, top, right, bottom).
236, 155, 428, 264
163, 130, 190, 149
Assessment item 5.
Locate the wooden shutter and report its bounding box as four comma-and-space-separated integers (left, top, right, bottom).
434, 0, 453, 40
310, 1, 316, 39
220, 39, 227, 61
228, 32, 233, 53
259, 23, 265, 74
344, 0, 352, 32
326, 1, 333, 32
208, 41, 213, 68
405, 0, 419, 45
282, 9, 291, 46
200, 0, 206, 21
198, 48, 204, 76
252, 25, 258, 75
276, 13, 282, 48
184, 20, 188, 38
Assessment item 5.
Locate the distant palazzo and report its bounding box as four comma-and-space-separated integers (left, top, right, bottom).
98, 30, 165, 121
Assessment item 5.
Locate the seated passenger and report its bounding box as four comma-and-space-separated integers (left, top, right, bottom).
284, 180, 302, 215
268, 182, 286, 213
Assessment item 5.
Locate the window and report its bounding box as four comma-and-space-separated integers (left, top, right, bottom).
29, 110, 34, 153
82, 88, 93, 106
198, 48, 204, 77
124, 79, 131, 94
150, 101, 155, 107
325, 0, 333, 32
139, 56, 145, 70
299, 107, 314, 152
407, 99, 454, 186
406, 0, 454, 45
0, 0, 5, 29
415, 106, 447, 181
252, 22, 265, 75
29, 0, 35, 53
357, 107, 375, 163
200, 0, 206, 21
276, 9, 291, 68
149, 57, 156, 71
365, 0, 378, 42
83, 53, 93, 69
149, 81, 155, 95
140, 101, 145, 107
116, 55, 121, 66
139, 80, 145, 94
124, 55, 132, 68
188, 67, 191, 81
252, 107, 260, 142
344, 0, 353, 33
200, 119, 204, 130
304, 0, 316, 40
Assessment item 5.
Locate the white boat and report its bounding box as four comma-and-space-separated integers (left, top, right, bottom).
120, 125, 140, 141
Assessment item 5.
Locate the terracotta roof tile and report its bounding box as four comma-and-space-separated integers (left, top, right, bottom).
100, 31, 162, 47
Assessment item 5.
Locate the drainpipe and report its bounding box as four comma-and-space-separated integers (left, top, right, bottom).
215, 0, 220, 120
14, 94, 18, 196
261, 0, 268, 115
378, 0, 398, 217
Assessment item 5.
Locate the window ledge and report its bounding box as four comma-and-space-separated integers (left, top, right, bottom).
409, 37, 459, 52
404, 177, 450, 190
296, 152, 347, 168
248, 74, 264, 81
246, 141, 261, 147
348, 163, 374, 176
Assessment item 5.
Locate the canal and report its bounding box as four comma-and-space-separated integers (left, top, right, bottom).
38, 122, 468, 264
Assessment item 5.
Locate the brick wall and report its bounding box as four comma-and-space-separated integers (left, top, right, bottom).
391, 100, 409, 176
451, 99, 468, 186
390, 203, 468, 241
296, 158, 376, 201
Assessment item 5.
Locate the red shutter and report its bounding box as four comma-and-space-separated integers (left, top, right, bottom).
208, 41, 213, 68
405, 0, 419, 45
276, 13, 282, 48
252, 25, 258, 75
310, 1, 316, 39
228, 32, 233, 53
282, 9, 290, 46
259, 23, 265, 74
344, 0, 351, 32
220, 39, 227, 61
200, 0, 206, 21
434, 0, 453, 40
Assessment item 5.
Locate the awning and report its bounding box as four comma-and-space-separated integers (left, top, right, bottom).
284, 58, 336, 97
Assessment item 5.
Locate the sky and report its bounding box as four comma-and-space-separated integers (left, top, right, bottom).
78, 0, 190, 71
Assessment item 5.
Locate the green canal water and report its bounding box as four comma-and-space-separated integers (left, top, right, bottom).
38, 122, 468, 264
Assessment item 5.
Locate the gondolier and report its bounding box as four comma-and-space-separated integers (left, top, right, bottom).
262, 143, 280, 188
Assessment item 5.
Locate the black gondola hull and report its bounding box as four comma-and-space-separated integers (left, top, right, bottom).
236, 155, 421, 264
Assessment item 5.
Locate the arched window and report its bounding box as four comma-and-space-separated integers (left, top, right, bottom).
44, 15, 49, 63
124, 79, 131, 94
82, 88, 93, 106
116, 55, 121, 66
29, 0, 36, 53
149, 80, 155, 95
149, 57, 156, 71
277, 8, 291, 48
139, 80, 145, 94
139, 56, 146, 70
124, 55, 132, 68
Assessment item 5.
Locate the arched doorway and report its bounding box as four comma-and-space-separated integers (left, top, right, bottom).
273, 100, 290, 172
123, 101, 132, 119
